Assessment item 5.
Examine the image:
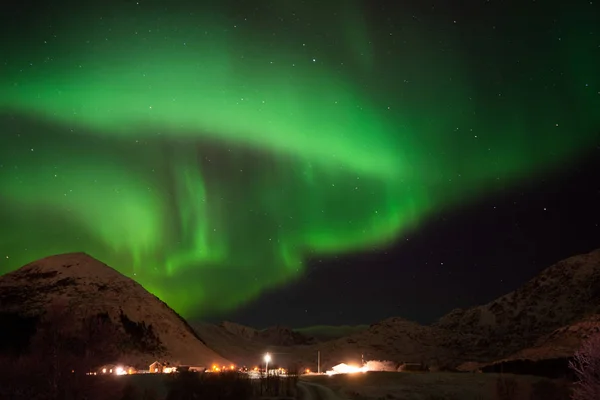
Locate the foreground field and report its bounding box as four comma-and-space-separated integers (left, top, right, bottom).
301, 371, 571, 400
121, 371, 298, 400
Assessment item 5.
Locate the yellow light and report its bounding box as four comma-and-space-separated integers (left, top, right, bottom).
102, 368, 107, 374
305, 369, 310, 374
230, 365, 234, 370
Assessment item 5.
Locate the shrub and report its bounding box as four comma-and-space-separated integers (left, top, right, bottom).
119, 382, 159, 400
530, 378, 571, 400
495, 374, 518, 400
0, 357, 124, 400
166, 371, 253, 400
0, 301, 126, 399
569, 332, 600, 400
120, 382, 142, 400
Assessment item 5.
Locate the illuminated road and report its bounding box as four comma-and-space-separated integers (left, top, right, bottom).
297, 381, 346, 400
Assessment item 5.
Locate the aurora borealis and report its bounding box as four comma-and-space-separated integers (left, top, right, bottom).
0, 1, 598, 319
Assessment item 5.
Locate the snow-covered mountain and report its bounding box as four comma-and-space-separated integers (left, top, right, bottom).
196, 248, 600, 372
0, 252, 231, 369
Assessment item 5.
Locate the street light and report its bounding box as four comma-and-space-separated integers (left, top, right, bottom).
264, 353, 271, 376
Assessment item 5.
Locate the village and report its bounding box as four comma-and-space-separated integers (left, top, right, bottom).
88, 356, 426, 378
91, 362, 290, 377
90, 353, 291, 378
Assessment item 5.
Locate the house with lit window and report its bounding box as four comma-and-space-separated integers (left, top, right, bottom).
149, 361, 164, 373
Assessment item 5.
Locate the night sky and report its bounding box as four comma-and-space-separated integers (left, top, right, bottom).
0, 1, 598, 329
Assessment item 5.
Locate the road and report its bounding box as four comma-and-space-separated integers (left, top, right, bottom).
297, 381, 346, 400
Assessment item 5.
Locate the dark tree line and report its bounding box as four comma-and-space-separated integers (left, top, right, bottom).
0, 300, 126, 399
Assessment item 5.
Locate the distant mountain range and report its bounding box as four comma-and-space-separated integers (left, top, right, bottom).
1, 248, 598, 375
435, 248, 600, 359
295, 325, 370, 341
195, 248, 600, 373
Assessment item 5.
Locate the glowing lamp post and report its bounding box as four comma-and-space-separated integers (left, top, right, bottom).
264, 353, 271, 376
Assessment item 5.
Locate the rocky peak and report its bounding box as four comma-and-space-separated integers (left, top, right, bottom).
220, 321, 259, 340
0, 253, 231, 368
434, 248, 600, 357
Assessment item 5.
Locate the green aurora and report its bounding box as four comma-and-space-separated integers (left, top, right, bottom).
0, 1, 598, 317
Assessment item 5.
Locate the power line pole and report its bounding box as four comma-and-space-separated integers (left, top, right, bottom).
317, 350, 321, 374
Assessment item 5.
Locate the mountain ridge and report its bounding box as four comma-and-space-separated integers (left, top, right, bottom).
195, 247, 600, 372
0, 252, 231, 369
433, 248, 600, 359
3, 247, 599, 374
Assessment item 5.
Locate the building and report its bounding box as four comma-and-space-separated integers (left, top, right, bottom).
149, 361, 178, 373
98, 364, 136, 375
99, 364, 117, 374
178, 365, 206, 373
149, 361, 164, 373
